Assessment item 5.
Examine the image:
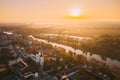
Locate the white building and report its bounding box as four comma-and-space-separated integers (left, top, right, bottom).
40, 52, 44, 68
31, 51, 44, 68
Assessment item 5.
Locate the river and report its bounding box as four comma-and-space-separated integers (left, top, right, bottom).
29, 35, 120, 68
42, 34, 92, 40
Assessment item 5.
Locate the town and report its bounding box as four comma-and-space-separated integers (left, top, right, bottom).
0, 0, 120, 80
0, 29, 119, 80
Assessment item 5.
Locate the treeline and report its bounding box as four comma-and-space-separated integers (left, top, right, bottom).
1, 23, 120, 37
37, 34, 120, 61
81, 34, 120, 61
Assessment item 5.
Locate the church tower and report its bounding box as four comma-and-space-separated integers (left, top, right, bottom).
39, 51, 44, 69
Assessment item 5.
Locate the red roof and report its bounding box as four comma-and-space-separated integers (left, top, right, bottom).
17, 60, 28, 69
31, 50, 38, 55
20, 67, 32, 76
0, 64, 5, 68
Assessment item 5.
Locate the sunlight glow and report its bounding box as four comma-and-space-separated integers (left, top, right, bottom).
70, 8, 81, 17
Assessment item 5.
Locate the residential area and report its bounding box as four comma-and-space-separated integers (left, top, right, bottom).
0, 30, 120, 80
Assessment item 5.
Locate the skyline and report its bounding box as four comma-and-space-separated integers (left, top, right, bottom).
0, 0, 120, 22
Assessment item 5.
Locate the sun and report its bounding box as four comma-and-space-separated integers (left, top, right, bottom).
67, 8, 85, 19
70, 8, 81, 17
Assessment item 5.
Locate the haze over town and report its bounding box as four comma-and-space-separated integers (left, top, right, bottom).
0, 0, 120, 80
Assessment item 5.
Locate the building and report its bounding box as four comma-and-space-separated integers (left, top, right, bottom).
31, 51, 44, 68
14, 58, 33, 79
24, 39, 32, 45
18, 67, 33, 79
0, 62, 8, 78
40, 52, 44, 68
0, 31, 18, 46
0, 63, 6, 72
52, 73, 72, 80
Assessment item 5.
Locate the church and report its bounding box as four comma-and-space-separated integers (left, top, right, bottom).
30, 51, 44, 68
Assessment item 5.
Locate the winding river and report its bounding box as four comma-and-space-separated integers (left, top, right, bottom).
4, 31, 120, 68
42, 34, 92, 40
29, 35, 120, 68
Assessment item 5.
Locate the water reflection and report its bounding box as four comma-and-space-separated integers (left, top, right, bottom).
42, 34, 92, 40
29, 35, 120, 68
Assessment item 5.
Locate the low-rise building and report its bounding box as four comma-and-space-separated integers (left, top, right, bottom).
31, 51, 44, 68
13, 58, 33, 79
0, 63, 6, 72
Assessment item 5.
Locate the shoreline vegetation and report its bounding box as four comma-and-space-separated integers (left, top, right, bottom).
0, 23, 120, 61
0, 23, 120, 79
34, 34, 120, 61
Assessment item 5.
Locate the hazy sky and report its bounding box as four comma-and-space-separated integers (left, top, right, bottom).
0, 0, 120, 21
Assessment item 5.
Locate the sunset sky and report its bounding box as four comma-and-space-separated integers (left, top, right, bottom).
0, 0, 120, 22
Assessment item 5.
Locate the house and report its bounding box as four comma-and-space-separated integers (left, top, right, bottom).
0, 62, 8, 78
52, 73, 72, 80
16, 58, 28, 70
0, 63, 6, 72
14, 58, 33, 79
9, 57, 20, 66
18, 67, 33, 79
